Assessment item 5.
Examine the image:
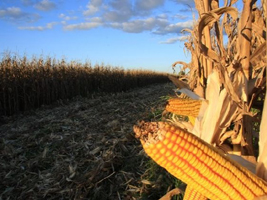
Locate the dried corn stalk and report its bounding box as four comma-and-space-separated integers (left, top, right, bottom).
172, 0, 266, 165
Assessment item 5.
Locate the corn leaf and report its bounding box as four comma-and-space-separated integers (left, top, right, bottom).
198, 7, 238, 63
193, 70, 244, 145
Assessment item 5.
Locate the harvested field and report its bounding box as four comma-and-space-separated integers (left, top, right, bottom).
0, 82, 176, 200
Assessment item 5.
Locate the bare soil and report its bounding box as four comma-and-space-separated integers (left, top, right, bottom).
0, 83, 176, 200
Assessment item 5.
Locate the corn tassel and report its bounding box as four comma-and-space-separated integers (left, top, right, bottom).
134, 121, 267, 200
166, 98, 202, 118
183, 185, 207, 200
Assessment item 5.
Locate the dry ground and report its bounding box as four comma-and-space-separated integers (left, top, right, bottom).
0, 82, 176, 200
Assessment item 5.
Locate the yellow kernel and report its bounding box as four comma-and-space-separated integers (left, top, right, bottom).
160, 148, 166, 155
178, 130, 184, 138
172, 144, 178, 152
170, 134, 177, 142
167, 154, 174, 161
194, 160, 202, 170
201, 166, 210, 177
206, 157, 212, 166
191, 137, 198, 146
187, 153, 194, 164
191, 170, 198, 179
196, 149, 202, 157
161, 159, 167, 167
157, 155, 165, 163
165, 161, 172, 169
183, 132, 188, 140
199, 154, 206, 162
156, 143, 162, 149
184, 142, 190, 150
175, 158, 183, 168
180, 150, 186, 158
187, 135, 192, 143
165, 150, 171, 157
163, 139, 169, 145
172, 155, 178, 163
188, 144, 194, 152
184, 152, 189, 160
180, 139, 185, 147
149, 143, 155, 149
152, 148, 158, 155
179, 161, 187, 170
167, 142, 174, 149
176, 146, 182, 155
145, 148, 152, 154
165, 131, 172, 138
176, 136, 181, 144
154, 153, 160, 160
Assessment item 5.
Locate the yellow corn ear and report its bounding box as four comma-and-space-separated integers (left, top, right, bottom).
166, 98, 202, 118
134, 121, 267, 200
184, 185, 207, 200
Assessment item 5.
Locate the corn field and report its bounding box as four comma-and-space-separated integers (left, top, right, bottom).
0, 55, 169, 116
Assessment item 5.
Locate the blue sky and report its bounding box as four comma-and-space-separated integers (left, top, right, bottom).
0, 0, 239, 73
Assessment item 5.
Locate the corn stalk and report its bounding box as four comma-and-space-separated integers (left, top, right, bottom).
172, 0, 266, 157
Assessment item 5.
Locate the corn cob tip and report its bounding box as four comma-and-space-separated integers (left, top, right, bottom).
133, 121, 166, 144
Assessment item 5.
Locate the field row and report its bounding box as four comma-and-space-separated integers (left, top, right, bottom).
0, 55, 169, 116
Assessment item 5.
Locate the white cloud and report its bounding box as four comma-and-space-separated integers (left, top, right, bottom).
19, 25, 46, 31
63, 22, 102, 31
173, 14, 188, 20
160, 35, 189, 44
88, 17, 103, 23
34, 0, 56, 11
103, 0, 133, 22
46, 22, 58, 29
154, 20, 193, 35
83, 0, 103, 16
135, 0, 165, 11
0, 6, 40, 22
59, 13, 78, 21
10, 0, 194, 36
18, 22, 58, 31
0, 7, 23, 18
122, 17, 156, 33
103, 10, 132, 22
107, 16, 168, 33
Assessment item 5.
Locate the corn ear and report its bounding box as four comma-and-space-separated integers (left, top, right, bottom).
166, 98, 202, 118
134, 121, 267, 200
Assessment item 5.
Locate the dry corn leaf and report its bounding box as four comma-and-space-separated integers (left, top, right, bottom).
168, 75, 190, 89
159, 188, 183, 200
194, 70, 241, 145
176, 88, 202, 100
141, 179, 152, 185
252, 23, 267, 39
250, 42, 267, 66
198, 7, 238, 63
